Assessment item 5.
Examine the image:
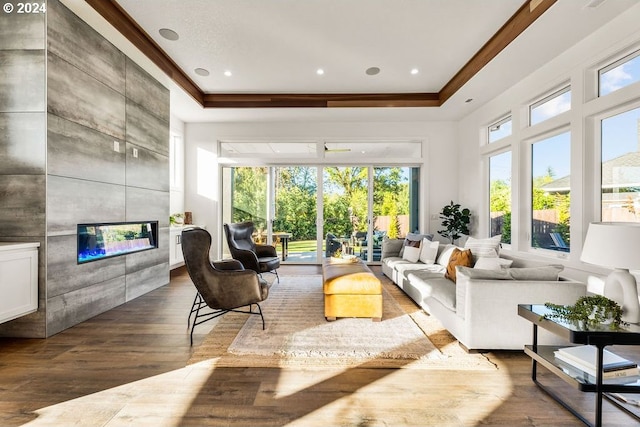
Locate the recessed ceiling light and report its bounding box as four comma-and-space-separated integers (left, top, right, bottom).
411, 68, 419, 75
158, 28, 179, 41
194, 68, 210, 76
366, 67, 380, 76
224, 70, 232, 77
316, 68, 325, 75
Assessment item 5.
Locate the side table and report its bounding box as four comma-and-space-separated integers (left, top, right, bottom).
518, 304, 640, 427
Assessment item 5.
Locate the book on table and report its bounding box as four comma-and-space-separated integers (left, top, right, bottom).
554, 345, 638, 379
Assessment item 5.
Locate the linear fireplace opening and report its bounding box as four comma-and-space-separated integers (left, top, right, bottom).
77, 221, 158, 264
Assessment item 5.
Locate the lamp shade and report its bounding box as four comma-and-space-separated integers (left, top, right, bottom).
581, 222, 640, 270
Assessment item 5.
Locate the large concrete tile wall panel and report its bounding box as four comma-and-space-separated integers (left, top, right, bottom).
46, 276, 126, 336
47, 0, 125, 93
47, 53, 125, 140
126, 59, 169, 122
0, 236, 46, 338
47, 175, 125, 234
0, 175, 45, 236
47, 234, 126, 298
126, 186, 170, 228
125, 262, 169, 302
0, 8, 44, 50
125, 101, 170, 156
126, 142, 169, 192
125, 227, 169, 274
48, 114, 126, 184
0, 112, 45, 174
0, 51, 45, 112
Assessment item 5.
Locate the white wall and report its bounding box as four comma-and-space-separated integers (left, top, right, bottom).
169, 113, 185, 215
184, 121, 458, 259
456, 2, 640, 285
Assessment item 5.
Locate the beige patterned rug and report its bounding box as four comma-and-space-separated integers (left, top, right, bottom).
188, 275, 495, 370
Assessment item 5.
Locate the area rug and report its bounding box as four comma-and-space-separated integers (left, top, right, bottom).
189, 275, 495, 370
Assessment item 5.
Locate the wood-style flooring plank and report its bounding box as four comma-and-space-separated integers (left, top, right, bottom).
0, 265, 637, 426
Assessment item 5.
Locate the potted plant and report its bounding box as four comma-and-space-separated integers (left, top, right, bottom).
438, 201, 471, 243
543, 295, 626, 330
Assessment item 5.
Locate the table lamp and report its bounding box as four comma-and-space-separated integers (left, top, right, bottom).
580, 222, 640, 324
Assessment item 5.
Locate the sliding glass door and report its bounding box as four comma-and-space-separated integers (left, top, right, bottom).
368, 167, 417, 261
273, 167, 317, 262
322, 167, 369, 260
222, 165, 419, 264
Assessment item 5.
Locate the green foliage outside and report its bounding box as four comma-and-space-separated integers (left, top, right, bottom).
230, 166, 410, 241
490, 169, 570, 248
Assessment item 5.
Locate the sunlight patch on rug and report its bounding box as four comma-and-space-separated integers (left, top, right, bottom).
228, 275, 441, 361
188, 275, 495, 370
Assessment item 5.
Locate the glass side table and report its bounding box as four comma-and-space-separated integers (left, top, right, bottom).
518, 304, 640, 427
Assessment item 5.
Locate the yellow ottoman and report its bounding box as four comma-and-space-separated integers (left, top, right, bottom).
322, 260, 383, 321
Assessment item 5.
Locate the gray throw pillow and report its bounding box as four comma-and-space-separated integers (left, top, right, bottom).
456, 266, 511, 281
507, 265, 564, 281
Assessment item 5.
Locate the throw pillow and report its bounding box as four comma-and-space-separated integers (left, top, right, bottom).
464, 235, 502, 264
419, 238, 439, 264
456, 265, 511, 280
436, 244, 459, 266
444, 248, 473, 283
473, 256, 514, 271
507, 265, 564, 281
402, 245, 421, 263
399, 232, 433, 256
381, 237, 404, 259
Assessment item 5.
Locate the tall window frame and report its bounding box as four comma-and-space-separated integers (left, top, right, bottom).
488, 150, 512, 244
529, 130, 572, 253
599, 104, 640, 222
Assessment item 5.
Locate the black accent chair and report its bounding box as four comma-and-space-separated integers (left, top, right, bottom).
223, 221, 280, 283
181, 227, 270, 345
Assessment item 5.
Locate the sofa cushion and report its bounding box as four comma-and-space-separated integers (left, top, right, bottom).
419, 238, 439, 264
464, 235, 502, 264
406, 272, 457, 311
395, 262, 444, 279
382, 256, 407, 269
507, 265, 564, 281
444, 248, 473, 283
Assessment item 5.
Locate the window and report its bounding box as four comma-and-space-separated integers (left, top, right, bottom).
531, 132, 571, 251
601, 106, 640, 222
530, 87, 571, 126
489, 152, 511, 243
599, 50, 640, 97
488, 116, 512, 143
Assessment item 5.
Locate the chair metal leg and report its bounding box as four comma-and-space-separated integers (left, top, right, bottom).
188, 293, 206, 327
255, 303, 265, 329
189, 302, 266, 346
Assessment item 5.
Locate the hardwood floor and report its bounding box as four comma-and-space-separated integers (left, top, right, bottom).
0, 265, 637, 426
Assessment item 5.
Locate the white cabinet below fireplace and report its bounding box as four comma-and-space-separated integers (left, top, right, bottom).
0, 242, 39, 324
170, 225, 205, 269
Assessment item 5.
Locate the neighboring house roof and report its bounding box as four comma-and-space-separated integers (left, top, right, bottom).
541, 152, 640, 193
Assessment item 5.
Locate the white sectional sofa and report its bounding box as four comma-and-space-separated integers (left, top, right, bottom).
381, 237, 587, 351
